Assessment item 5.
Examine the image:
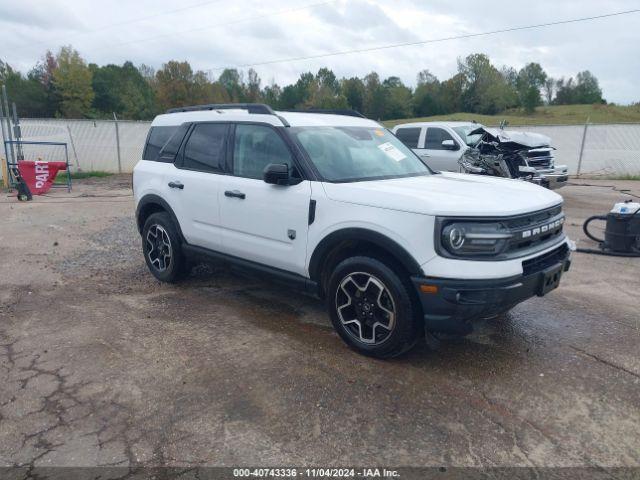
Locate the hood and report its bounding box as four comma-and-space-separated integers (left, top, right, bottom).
322, 172, 562, 217
469, 126, 551, 149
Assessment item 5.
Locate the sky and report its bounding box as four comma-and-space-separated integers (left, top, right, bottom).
1, 0, 639, 104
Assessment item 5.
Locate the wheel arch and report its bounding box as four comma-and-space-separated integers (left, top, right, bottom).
308, 228, 422, 295
136, 194, 184, 242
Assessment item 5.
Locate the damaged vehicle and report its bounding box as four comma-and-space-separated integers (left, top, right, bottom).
392, 121, 569, 189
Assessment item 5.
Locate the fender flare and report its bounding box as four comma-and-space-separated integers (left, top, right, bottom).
308, 228, 422, 281
136, 194, 185, 241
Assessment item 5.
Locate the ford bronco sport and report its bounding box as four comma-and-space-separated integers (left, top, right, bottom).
134, 103, 572, 358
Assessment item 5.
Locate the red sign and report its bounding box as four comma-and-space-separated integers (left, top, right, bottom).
17, 160, 67, 195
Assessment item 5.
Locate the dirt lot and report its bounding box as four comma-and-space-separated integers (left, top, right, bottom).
0, 176, 639, 473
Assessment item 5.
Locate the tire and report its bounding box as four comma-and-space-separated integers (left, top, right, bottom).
142, 212, 187, 283
326, 256, 420, 358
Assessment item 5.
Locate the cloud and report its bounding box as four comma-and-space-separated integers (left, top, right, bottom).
0, 0, 638, 103
0, 0, 83, 30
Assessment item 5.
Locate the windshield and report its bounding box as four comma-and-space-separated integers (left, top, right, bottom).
452, 125, 484, 147
290, 127, 431, 182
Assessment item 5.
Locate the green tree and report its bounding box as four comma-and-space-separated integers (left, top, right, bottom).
28, 51, 60, 116
413, 70, 442, 116
294, 72, 317, 107
244, 68, 261, 102
554, 71, 604, 105
1, 60, 51, 117
341, 77, 365, 112
554, 77, 575, 104
363, 72, 387, 120
439, 73, 465, 113
262, 82, 281, 108
218, 68, 244, 102
543, 77, 555, 105
52, 46, 94, 118
458, 53, 515, 114
382, 76, 412, 119
574, 70, 604, 104
92, 61, 157, 119
155, 61, 193, 110
311, 68, 347, 109
516, 62, 547, 113
155, 61, 222, 110
316, 67, 339, 94
278, 84, 301, 109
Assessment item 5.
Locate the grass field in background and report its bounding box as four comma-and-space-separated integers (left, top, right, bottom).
54, 170, 112, 183
384, 104, 640, 128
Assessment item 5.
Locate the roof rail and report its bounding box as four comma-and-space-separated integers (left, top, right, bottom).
284, 108, 367, 119
165, 103, 291, 127
166, 103, 276, 115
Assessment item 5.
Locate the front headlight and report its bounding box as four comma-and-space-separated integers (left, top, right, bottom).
441, 222, 513, 257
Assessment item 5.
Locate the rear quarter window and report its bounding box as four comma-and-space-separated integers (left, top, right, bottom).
143, 126, 178, 161
181, 123, 228, 173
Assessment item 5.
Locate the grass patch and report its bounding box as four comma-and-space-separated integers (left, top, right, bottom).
384, 104, 640, 128
606, 175, 640, 181
54, 170, 113, 183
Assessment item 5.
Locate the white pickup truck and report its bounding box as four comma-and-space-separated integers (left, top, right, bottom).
392, 121, 569, 189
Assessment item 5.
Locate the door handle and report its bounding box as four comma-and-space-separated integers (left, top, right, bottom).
168, 181, 184, 190
224, 190, 246, 199
420, 153, 430, 158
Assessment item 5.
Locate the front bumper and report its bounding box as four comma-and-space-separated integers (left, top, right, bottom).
531, 165, 569, 190
411, 243, 571, 335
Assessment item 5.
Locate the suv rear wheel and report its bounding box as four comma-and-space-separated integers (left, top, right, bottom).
142, 212, 187, 282
326, 256, 420, 358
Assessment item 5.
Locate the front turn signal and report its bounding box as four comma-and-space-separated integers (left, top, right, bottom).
419, 284, 439, 294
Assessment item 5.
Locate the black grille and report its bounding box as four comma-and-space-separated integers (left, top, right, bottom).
504, 206, 565, 255
504, 205, 562, 229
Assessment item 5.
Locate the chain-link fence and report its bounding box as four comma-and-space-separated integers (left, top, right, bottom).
3, 118, 640, 176
507, 123, 640, 177
4, 118, 149, 173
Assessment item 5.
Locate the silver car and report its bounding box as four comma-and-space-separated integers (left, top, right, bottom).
392, 121, 568, 189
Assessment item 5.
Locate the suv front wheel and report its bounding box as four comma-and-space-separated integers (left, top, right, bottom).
326, 256, 420, 358
142, 212, 187, 283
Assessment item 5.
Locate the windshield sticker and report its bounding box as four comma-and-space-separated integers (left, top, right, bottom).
377, 142, 406, 162
374, 129, 385, 137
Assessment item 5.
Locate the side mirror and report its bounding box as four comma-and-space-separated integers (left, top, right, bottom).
263, 163, 290, 185
442, 139, 458, 150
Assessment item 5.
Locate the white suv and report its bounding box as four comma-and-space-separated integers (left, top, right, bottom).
134, 104, 572, 358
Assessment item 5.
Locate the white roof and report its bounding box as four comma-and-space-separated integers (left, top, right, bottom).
393, 121, 479, 129
151, 108, 381, 128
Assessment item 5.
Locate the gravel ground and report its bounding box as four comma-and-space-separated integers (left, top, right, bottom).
0, 176, 638, 478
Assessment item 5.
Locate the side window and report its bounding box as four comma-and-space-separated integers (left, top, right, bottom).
233, 124, 293, 180
182, 123, 228, 172
158, 124, 190, 162
425, 127, 456, 150
394, 127, 421, 149
143, 126, 177, 160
